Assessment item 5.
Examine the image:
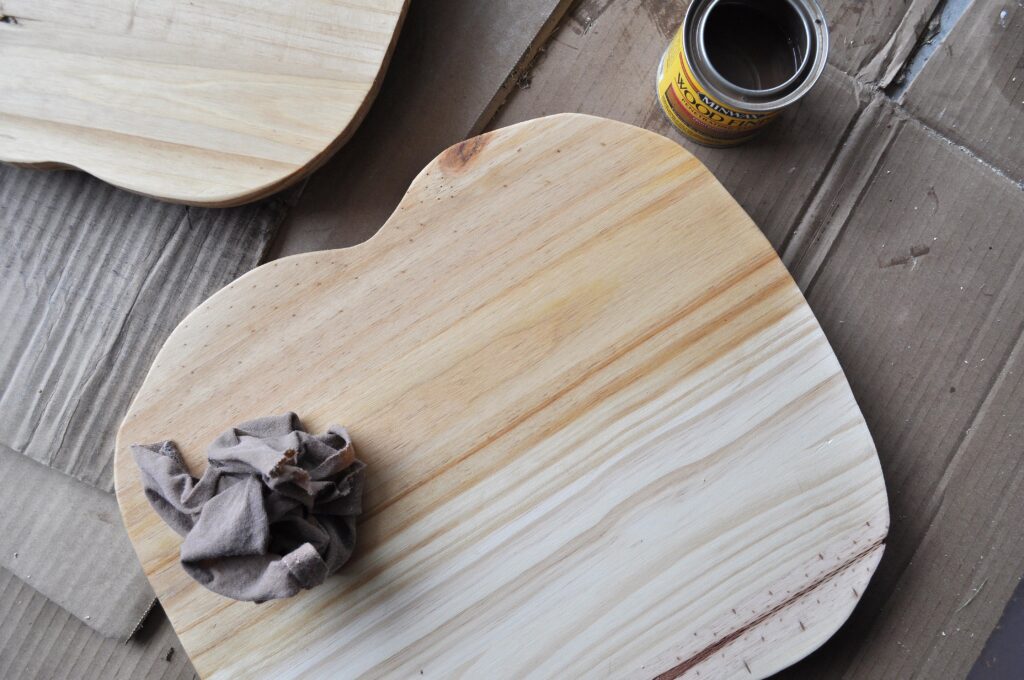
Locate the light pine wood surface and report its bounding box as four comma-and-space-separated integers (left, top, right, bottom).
115, 114, 889, 679
0, 0, 407, 206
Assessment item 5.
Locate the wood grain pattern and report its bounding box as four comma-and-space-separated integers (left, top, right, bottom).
0, 0, 407, 206
115, 114, 888, 679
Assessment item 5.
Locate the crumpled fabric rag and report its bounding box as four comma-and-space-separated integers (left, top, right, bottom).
131, 412, 364, 602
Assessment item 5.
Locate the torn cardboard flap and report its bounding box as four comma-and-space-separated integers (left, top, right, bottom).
822, 0, 943, 84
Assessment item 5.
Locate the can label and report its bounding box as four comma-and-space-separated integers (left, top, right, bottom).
657, 24, 777, 146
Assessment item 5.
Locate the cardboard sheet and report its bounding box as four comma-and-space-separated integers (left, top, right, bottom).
0, 167, 285, 492
903, 0, 1024, 181
2, 0, 1020, 670
0, 165, 286, 637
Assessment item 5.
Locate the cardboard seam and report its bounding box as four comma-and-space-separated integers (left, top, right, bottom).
800, 115, 905, 297
776, 69, 874, 260
782, 96, 904, 289
906, 117, 1024, 190
786, 74, 1022, 292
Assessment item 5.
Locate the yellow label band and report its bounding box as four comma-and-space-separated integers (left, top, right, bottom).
656, 25, 777, 146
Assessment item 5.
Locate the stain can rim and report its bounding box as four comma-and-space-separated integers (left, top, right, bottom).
683, 0, 829, 114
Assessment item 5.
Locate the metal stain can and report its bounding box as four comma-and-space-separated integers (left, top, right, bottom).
657, 0, 829, 146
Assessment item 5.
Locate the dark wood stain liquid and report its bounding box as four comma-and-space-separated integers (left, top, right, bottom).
704, 0, 804, 91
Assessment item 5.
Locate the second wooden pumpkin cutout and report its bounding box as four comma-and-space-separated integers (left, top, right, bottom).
0, 0, 408, 206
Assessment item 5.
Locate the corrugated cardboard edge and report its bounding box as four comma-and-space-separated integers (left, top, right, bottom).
0, 445, 154, 639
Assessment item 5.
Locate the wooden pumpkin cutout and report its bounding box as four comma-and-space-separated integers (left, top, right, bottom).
116, 114, 888, 678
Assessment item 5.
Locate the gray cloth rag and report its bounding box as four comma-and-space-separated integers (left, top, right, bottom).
131, 413, 364, 602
